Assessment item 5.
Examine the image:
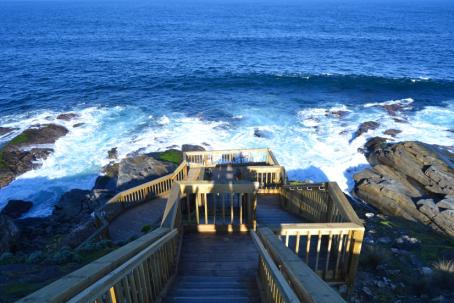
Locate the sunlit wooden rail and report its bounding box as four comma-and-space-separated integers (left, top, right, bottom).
184, 148, 279, 167
254, 228, 346, 303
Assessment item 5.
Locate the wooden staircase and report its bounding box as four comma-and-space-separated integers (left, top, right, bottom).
164, 233, 260, 303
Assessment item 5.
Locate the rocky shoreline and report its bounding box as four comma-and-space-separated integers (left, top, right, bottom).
0, 112, 453, 302
354, 137, 454, 236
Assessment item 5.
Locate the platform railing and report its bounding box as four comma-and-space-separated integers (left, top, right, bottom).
184, 148, 279, 167
277, 182, 364, 290
255, 228, 346, 303
161, 181, 260, 232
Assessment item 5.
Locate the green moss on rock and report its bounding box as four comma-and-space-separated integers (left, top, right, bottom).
158, 150, 182, 165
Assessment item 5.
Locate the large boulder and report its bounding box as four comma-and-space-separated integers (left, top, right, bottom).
354, 137, 454, 236
53, 189, 93, 222
1, 200, 33, 219
351, 121, 380, 141
0, 124, 68, 188
117, 154, 176, 190
0, 214, 20, 253
182, 144, 205, 152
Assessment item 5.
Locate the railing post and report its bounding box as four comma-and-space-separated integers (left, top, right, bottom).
346, 229, 364, 294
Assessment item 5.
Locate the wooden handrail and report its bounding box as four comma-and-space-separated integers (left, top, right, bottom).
257, 228, 347, 303
184, 148, 276, 166
18, 228, 170, 302
251, 231, 300, 303
67, 229, 179, 303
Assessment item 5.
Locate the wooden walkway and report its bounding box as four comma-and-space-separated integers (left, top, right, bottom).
165, 233, 260, 303
256, 194, 306, 227
108, 197, 167, 243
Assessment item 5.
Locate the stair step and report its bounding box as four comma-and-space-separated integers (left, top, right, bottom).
173, 281, 255, 289
168, 288, 254, 296
164, 296, 259, 303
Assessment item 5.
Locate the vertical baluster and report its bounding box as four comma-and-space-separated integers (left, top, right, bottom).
306, 231, 311, 264
195, 194, 200, 225
204, 193, 208, 224
334, 231, 344, 280
213, 193, 217, 225
222, 193, 226, 224
315, 231, 322, 273
285, 231, 289, 247
295, 232, 300, 255
239, 193, 243, 225
324, 231, 333, 280
230, 193, 234, 224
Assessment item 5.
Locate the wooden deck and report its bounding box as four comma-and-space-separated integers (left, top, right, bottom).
256, 194, 306, 227
165, 233, 260, 303
108, 197, 167, 243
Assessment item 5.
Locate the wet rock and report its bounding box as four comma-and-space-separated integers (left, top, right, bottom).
436, 196, 454, 210
330, 110, 350, 118
420, 267, 433, 276
107, 147, 118, 160
1, 200, 33, 219
57, 113, 78, 121
53, 189, 92, 222
0, 214, 20, 253
117, 154, 176, 191
383, 129, 402, 137
254, 128, 273, 139
182, 144, 205, 152
73, 123, 85, 128
0, 127, 17, 136
352, 121, 380, 141
362, 286, 373, 296
393, 118, 409, 123
0, 124, 69, 188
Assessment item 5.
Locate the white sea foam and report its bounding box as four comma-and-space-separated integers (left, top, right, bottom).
363, 97, 414, 108
0, 101, 453, 217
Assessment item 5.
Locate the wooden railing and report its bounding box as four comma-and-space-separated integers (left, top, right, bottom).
18, 228, 178, 302
276, 223, 364, 288
276, 182, 364, 290
161, 181, 260, 232
67, 229, 180, 303
184, 148, 279, 167
251, 231, 300, 303
245, 165, 286, 191
100, 161, 188, 222
255, 228, 346, 303
281, 182, 362, 224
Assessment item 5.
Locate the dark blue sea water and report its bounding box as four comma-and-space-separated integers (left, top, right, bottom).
0, 0, 453, 216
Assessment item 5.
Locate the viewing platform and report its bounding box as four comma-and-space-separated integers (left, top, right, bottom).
19, 148, 364, 303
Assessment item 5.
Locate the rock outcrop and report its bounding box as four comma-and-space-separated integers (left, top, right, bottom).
0, 214, 20, 253
351, 121, 380, 141
354, 137, 454, 236
117, 154, 176, 190
0, 127, 17, 136
0, 124, 68, 188
1, 200, 33, 219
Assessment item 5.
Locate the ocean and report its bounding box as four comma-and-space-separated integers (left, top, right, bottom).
0, 0, 453, 217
